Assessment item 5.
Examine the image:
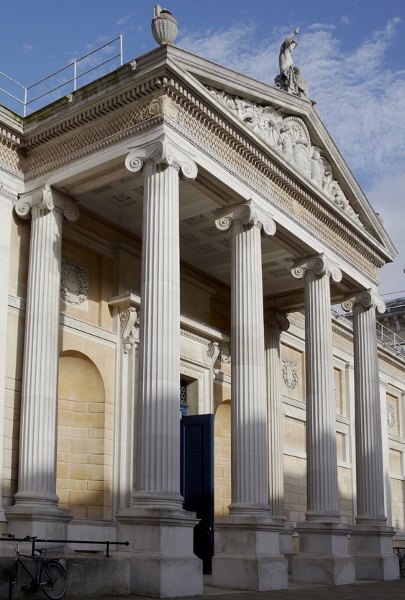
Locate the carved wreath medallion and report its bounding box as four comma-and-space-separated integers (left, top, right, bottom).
282, 357, 299, 390
60, 258, 89, 306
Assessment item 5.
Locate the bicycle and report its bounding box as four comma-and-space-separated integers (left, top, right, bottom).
4, 534, 67, 600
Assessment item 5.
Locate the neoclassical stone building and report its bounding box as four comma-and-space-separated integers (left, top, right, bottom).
0, 6, 404, 597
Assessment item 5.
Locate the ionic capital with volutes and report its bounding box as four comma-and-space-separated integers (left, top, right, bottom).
291, 253, 342, 283
125, 139, 198, 181
15, 183, 79, 222
215, 198, 276, 237
264, 309, 290, 332
342, 289, 385, 315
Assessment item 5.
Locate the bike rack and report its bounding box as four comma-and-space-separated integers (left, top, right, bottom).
1, 537, 129, 558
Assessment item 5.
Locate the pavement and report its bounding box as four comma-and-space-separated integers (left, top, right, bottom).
68, 575, 405, 600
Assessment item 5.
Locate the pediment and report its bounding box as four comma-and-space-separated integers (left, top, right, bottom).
206, 87, 364, 229
162, 45, 395, 261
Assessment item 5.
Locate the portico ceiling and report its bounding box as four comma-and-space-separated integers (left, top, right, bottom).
73, 170, 300, 299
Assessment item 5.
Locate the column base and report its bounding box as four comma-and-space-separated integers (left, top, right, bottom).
350, 524, 399, 581
5, 502, 71, 539
117, 506, 203, 598
293, 522, 355, 585
278, 522, 296, 574
212, 515, 288, 591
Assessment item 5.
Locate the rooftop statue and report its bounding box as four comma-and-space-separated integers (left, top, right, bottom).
275, 28, 309, 99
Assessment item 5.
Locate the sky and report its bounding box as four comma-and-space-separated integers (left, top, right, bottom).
1, 0, 404, 299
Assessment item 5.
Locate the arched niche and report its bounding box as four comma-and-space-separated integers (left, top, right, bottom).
57, 351, 109, 519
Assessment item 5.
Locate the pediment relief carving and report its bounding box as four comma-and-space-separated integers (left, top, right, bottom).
207, 87, 363, 229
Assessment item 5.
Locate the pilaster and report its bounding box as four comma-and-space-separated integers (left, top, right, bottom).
291, 253, 355, 585
6, 184, 78, 538
264, 310, 295, 570
343, 290, 398, 580
117, 138, 203, 598
212, 199, 287, 592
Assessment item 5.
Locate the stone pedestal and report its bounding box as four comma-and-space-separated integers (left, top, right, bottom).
6, 187, 78, 538
291, 254, 355, 585
350, 525, 399, 580
343, 290, 398, 581
118, 139, 203, 598
293, 523, 354, 585
214, 515, 287, 591
212, 200, 287, 591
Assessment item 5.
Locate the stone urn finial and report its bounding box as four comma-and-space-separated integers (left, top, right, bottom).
152, 5, 178, 45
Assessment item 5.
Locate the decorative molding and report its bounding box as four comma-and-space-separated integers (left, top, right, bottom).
119, 306, 139, 353
219, 341, 231, 365
8, 294, 26, 312
60, 314, 117, 344
24, 77, 165, 149
387, 403, 396, 429
215, 198, 276, 237
342, 289, 386, 315
291, 253, 342, 283
207, 87, 363, 229
282, 357, 299, 390
60, 257, 89, 306
202, 341, 220, 366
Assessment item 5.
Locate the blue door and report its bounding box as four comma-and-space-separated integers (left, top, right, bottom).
180, 414, 214, 574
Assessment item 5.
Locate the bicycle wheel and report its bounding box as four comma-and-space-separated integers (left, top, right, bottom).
9, 562, 19, 600
40, 561, 67, 600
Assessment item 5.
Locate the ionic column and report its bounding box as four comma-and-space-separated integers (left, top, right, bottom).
212, 199, 287, 592
7, 185, 78, 536
291, 254, 355, 585
118, 139, 203, 598
342, 290, 398, 580
217, 200, 275, 514
125, 140, 197, 508
264, 310, 290, 520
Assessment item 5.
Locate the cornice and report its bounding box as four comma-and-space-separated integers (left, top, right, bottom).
23, 73, 165, 149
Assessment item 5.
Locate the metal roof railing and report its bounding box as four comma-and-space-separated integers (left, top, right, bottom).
0, 35, 123, 116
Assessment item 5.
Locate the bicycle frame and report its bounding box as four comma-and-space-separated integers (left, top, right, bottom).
12, 541, 43, 588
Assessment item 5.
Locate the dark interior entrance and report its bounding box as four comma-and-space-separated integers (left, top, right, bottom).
180, 414, 214, 574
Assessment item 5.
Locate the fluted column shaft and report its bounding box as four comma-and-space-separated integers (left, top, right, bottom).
292, 254, 341, 522
14, 187, 79, 505
126, 140, 197, 509
216, 200, 276, 514
344, 291, 387, 524
265, 312, 290, 519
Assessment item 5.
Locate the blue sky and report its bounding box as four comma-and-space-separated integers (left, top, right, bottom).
1, 0, 404, 297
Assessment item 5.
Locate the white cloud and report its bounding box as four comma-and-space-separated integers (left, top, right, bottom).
307, 23, 335, 31
21, 43, 33, 53
341, 16, 351, 25
367, 170, 405, 295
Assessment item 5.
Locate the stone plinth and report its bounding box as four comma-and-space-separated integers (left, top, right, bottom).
293, 523, 355, 585
350, 525, 399, 581
212, 515, 288, 591
118, 507, 202, 598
